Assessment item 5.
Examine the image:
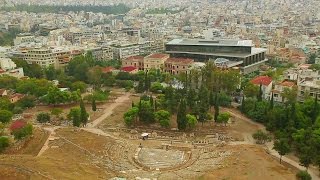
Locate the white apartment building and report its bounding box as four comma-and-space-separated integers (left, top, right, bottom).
0, 57, 24, 78
14, 34, 35, 46
112, 44, 140, 60
90, 46, 114, 61
24, 48, 57, 68
0, 57, 16, 70
298, 79, 320, 101
112, 40, 165, 60
272, 81, 296, 102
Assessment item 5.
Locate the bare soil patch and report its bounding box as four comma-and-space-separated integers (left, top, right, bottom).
200, 145, 297, 180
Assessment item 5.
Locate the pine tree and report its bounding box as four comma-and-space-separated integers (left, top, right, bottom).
92, 99, 96, 111
80, 99, 88, 126
177, 99, 187, 130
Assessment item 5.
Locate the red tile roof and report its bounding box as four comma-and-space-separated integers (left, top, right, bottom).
147, 54, 168, 59
0, 69, 5, 73
251, 76, 272, 86
165, 58, 194, 64
125, 56, 144, 61
102, 66, 115, 73
121, 66, 137, 72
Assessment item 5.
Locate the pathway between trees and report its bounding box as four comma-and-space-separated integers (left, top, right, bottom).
222, 108, 319, 180
87, 93, 130, 128
37, 93, 131, 157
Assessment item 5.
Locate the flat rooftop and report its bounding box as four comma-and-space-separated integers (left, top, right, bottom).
166, 47, 266, 58
167, 39, 253, 47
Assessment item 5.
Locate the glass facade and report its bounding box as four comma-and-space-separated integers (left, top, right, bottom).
166, 44, 251, 54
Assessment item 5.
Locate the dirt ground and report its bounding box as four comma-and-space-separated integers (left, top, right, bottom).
200, 145, 297, 180
0, 92, 302, 180
0, 128, 117, 180
6, 127, 49, 156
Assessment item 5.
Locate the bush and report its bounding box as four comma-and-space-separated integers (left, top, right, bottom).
0, 136, 9, 153
218, 92, 232, 107
10, 121, 33, 140
0, 110, 13, 123
252, 130, 271, 144
37, 113, 51, 123
16, 96, 36, 109
296, 171, 311, 180
84, 90, 109, 102
150, 82, 164, 93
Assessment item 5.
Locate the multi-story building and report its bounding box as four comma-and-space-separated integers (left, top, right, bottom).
53, 49, 71, 68
272, 81, 296, 102
121, 56, 144, 70
144, 54, 169, 72
0, 57, 16, 71
164, 58, 194, 75
90, 46, 114, 61
112, 44, 141, 60
165, 39, 268, 74
0, 57, 24, 78
14, 33, 35, 46
298, 79, 320, 101
23, 47, 57, 68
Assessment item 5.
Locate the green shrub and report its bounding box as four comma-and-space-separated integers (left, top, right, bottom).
296, 171, 311, 180
0, 110, 13, 123
12, 124, 33, 140
37, 112, 51, 123
0, 136, 9, 152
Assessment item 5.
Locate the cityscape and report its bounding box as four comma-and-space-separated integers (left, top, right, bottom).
0, 0, 319, 179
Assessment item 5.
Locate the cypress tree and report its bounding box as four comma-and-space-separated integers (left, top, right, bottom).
92, 99, 96, 111
241, 96, 245, 113
177, 99, 187, 130
209, 91, 215, 109
214, 93, 220, 121
138, 99, 142, 120
149, 96, 154, 109
312, 95, 319, 123
80, 99, 88, 126
269, 92, 274, 110
154, 99, 158, 111
144, 72, 148, 91
137, 79, 144, 93
257, 83, 263, 102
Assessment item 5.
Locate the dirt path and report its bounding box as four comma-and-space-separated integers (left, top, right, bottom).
222, 107, 319, 180
87, 93, 131, 128
36, 127, 60, 157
